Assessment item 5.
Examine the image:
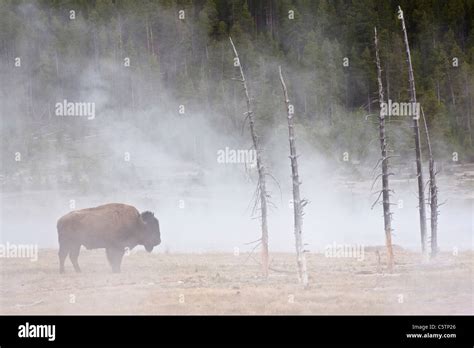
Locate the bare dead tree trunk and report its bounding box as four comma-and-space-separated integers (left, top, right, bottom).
436, 80, 441, 104
367, 85, 371, 114
421, 106, 439, 258
150, 21, 155, 58
146, 17, 151, 55
398, 6, 428, 258
464, 71, 473, 146
278, 66, 309, 288
374, 28, 394, 272
117, 14, 123, 58
229, 37, 269, 277
446, 67, 457, 107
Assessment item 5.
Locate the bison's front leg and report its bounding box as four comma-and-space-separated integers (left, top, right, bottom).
69, 244, 82, 273
106, 247, 125, 273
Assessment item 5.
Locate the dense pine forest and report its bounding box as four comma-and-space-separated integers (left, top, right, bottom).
1, 0, 473, 191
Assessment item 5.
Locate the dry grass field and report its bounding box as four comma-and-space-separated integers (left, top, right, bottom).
0, 248, 472, 315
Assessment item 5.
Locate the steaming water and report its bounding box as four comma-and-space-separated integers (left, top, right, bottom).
1, 171, 471, 253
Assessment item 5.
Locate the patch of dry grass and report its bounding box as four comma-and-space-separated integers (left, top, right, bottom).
0, 248, 472, 314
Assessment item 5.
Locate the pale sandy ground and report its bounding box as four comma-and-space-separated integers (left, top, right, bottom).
0, 248, 472, 314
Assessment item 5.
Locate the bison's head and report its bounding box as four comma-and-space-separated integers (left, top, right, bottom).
140, 211, 161, 252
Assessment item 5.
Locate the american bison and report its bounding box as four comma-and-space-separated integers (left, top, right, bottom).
57, 203, 161, 273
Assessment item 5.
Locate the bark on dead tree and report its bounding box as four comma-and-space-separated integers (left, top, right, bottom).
374, 27, 394, 272
398, 6, 428, 258
278, 66, 309, 288
421, 106, 439, 258
229, 37, 270, 277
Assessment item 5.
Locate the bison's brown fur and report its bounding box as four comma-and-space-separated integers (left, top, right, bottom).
57, 203, 161, 273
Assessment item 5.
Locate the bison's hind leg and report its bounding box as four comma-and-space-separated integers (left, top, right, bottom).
69, 244, 82, 273
106, 247, 124, 273
58, 244, 69, 274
